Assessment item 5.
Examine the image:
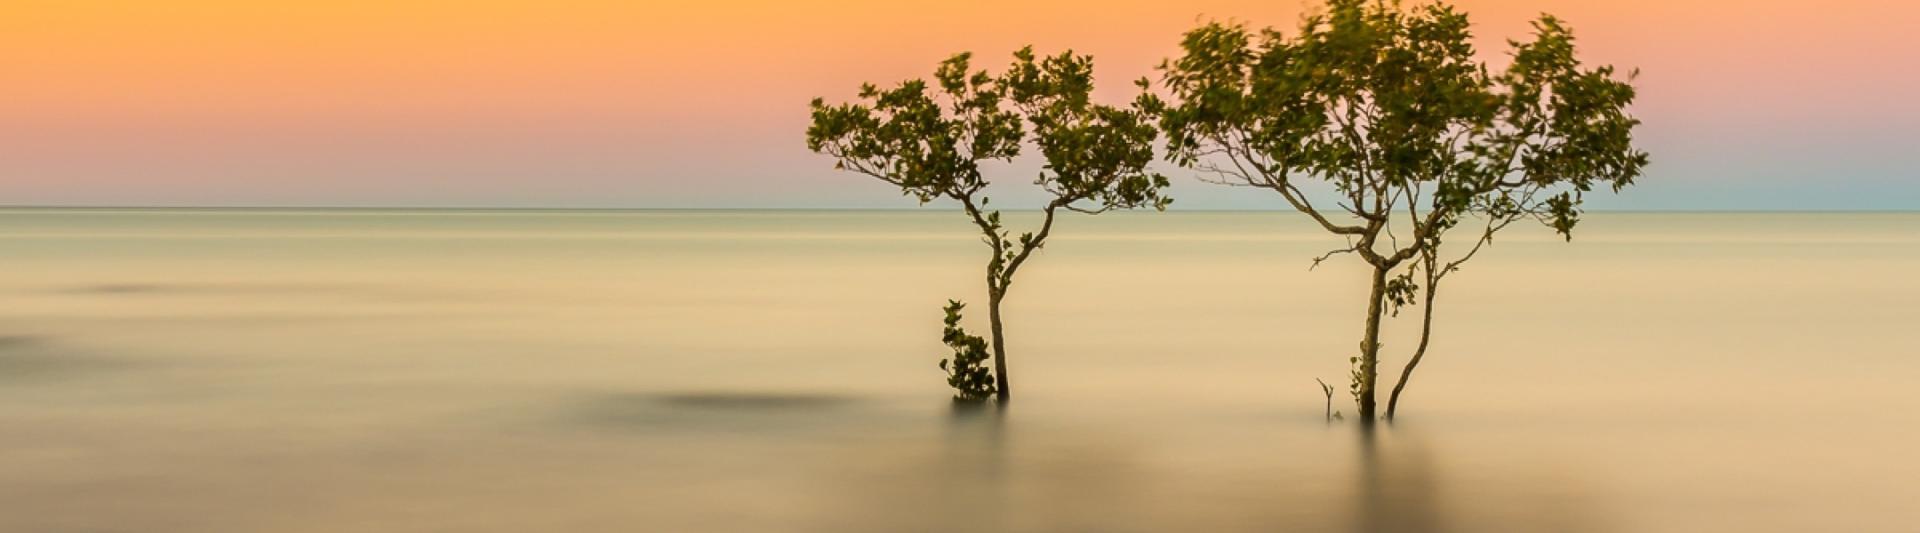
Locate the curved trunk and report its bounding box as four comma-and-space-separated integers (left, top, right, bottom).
988, 290, 1010, 401
1356, 267, 1389, 423
1385, 281, 1437, 421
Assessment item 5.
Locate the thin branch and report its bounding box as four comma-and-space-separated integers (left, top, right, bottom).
1310, 239, 1360, 270
1000, 200, 1065, 283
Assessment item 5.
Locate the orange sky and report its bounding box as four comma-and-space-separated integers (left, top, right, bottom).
3, 0, 1917, 208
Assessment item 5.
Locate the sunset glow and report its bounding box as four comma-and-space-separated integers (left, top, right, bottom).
4, 0, 1916, 208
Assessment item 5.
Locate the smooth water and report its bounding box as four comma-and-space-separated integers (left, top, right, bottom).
2, 208, 1916, 532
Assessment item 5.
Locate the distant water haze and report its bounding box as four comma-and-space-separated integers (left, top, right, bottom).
1, 208, 1916, 531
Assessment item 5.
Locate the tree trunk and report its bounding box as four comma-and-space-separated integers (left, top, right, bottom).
988, 289, 1010, 402
1385, 281, 1437, 421
1356, 266, 1389, 423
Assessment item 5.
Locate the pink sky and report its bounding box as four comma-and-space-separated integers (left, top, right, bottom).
2, 0, 1917, 208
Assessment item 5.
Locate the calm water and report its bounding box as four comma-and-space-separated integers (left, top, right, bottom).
2, 208, 1917, 532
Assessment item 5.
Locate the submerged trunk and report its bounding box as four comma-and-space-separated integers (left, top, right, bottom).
1356, 267, 1389, 423
988, 289, 1010, 402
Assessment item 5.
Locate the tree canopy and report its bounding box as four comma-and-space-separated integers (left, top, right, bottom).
808, 47, 1171, 401
1148, 0, 1648, 420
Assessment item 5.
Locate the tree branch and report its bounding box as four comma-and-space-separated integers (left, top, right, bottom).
1000, 199, 1064, 284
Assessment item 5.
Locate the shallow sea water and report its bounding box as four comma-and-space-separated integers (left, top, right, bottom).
1, 208, 1916, 532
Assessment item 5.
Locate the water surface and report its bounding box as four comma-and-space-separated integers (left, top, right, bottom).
2, 208, 1916, 532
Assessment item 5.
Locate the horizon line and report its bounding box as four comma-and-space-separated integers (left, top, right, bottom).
3, 205, 1916, 214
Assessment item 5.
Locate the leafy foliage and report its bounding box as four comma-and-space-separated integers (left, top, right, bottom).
938, 300, 996, 402
1153, 1, 1645, 243
1004, 48, 1173, 214
806, 53, 1021, 205
1149, 0, 1648, 419
1384, 272, 1419, 316
809, 48, 1172, 400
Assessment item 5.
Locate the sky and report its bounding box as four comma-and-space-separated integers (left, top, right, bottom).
2, 0, 1917, 210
